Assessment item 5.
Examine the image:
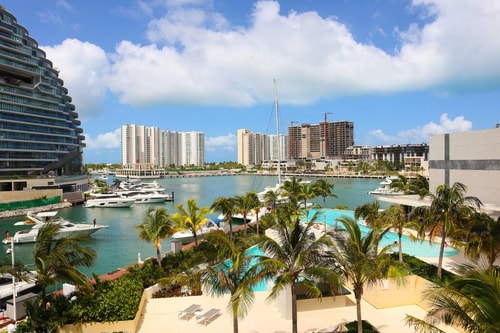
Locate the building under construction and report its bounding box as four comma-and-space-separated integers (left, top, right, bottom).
287, 120, 354, 160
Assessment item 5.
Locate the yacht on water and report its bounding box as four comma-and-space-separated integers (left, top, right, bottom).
84, 193, 136, 208
368, 176, 404, 196
170, 219, 224, 244
2, 211, 108, 244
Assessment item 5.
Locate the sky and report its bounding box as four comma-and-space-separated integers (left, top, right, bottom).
2, 0, 499, 164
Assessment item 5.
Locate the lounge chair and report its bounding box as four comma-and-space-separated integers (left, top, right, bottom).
178, 304, 201, 320
196, 308, 221, 325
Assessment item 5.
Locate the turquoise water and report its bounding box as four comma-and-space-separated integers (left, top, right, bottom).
0, 175, 383, 277
306, 209, 459, 257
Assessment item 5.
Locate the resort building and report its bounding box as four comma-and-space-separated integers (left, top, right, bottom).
0, 6, 88, 205
429, 127, 500, 217
121, 125, 205, 168
0, 6, 85, 178
121, 124, 161, 166
179, 131, 205, 167
237, 129, 287, 167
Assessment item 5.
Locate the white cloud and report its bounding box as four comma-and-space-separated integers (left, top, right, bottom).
45, 0, 500, 116
206, 134, 236, 152
85, 129, 121, 150
42, 39, 110, 120
367, 113, 472, 144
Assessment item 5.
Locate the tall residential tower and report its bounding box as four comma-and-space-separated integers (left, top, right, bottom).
0, 6, 85, 177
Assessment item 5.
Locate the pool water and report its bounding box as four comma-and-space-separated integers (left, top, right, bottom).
305, 209, 459, 258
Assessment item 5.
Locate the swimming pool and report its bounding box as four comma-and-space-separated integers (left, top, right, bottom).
304, 209, 459, 258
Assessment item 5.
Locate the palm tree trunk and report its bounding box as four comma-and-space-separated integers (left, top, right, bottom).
354, 287, 363, 333
228, 215, 234, 237
156, 247, 162, 267
193, 230, 199, 247
291, 283, 298, 333
437, 235, 446, 280
243, 212, 248, 236
233, 313, 239, 333
398, 233, 403, 262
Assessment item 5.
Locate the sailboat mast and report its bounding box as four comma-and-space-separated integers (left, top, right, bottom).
274, 79, 282, 184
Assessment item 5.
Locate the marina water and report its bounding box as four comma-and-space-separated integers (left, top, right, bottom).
0, 175, 381, 277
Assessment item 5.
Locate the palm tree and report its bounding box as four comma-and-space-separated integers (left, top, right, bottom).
263, 189, 280, 211
354, 200, 387, 251
327, 216, 406, 333
259, 204, 342, 333
312, 178, 337, 208
409, 174, 429, 198
413, 182, 482, 280
211, 196, 237, 237
280, 175, 303, 203
171, 198, 211, 247
296, 181, 318, 209
461, 213, 500, 269
383, 204, 417, 262
201, 232, 272, 333
234, 191, 260, 236
135, 207, 174, 267
33, 222, 97, 309
405, 264, 500, 333
389, 175, 411, 194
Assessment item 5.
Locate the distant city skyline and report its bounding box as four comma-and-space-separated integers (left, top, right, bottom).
2, 1, 499, 164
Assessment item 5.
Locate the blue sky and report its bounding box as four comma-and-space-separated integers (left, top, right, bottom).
2, 0, 499, 163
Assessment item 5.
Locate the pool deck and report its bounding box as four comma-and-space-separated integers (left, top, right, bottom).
136, 239, 482, 333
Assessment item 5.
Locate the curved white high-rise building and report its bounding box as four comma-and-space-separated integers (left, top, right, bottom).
0, 6, 85, 177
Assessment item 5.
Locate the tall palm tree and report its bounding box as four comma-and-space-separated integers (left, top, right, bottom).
280, 176, 303, 203
409, 174, 429, 198
263, 189, 280, 211
354, 200, 387, 251
461, 213, 500, 269
135, 207, 174, 267
405, 264, 500, 333
327, 216, 406, 333
234, 191, 260, 236
259, 204, 342, 333
211, 196, 237, 237
296, 181, 318, 210
389, 175, 411, 194
171, 198, 211, 247
33, 222, 97, 308
413, 182, 482, 280
201, 232, 272, 333
383, 204, 417, 262
312, 178, 337, 208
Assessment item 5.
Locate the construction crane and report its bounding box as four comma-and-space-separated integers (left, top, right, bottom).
323, 112, 333, 158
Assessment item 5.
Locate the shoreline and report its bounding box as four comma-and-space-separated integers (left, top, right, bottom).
0, 202, 73, 220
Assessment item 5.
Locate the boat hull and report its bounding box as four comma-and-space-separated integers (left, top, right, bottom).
84, 199, 135, 208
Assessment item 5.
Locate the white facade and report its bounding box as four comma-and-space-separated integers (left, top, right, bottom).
121, 124, 160, 165
237, 129, 288, 167
181, 132, 205, 167
122, 125, 204, 167
429, 128, 500, 216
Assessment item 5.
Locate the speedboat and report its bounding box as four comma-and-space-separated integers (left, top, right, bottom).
170, 219, 224, 244
84, 193, 135, 208
2, 211, 108, 244
116, 190, 170, 204
368, 176, 404, 196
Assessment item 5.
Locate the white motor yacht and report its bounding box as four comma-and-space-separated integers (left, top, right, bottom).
117, 190, 170, 204
170, 219, 224, 244
84, 193, 136, 208
2, 211, 108, 244
368, 176, 404, 196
